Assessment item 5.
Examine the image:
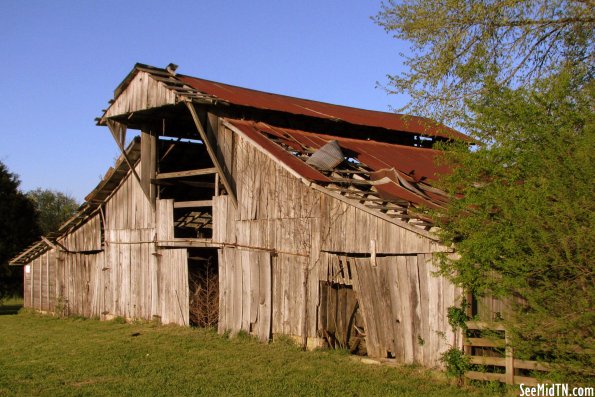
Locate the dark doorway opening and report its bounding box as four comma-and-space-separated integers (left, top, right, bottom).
187, 248, 219, 327
319, 282, 367, 355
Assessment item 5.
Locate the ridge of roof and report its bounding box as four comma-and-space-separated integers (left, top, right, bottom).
111, 63, 470, 141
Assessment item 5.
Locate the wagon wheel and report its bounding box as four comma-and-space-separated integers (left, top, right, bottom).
347, 301, 367, 355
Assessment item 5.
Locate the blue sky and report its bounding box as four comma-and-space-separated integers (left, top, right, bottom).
0, 1, 409, 202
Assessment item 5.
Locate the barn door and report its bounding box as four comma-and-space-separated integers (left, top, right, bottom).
218, 248, 271, 341
319, 282, 366, 354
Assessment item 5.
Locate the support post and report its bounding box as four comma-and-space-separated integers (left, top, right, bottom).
141, 130, 157, 209
184, 101, 237, 207
505, 330, 514, 384
370, 239, 377, 267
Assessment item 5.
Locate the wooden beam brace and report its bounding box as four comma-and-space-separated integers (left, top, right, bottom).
173, 200, 213, 209
156, 167, 217, 179
105, 119, 148, 202
41, 236, 70, 253
184, 101, 237, 207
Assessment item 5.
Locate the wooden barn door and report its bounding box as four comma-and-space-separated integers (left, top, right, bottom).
352, 254, 460, 366
218, 247, 271, 341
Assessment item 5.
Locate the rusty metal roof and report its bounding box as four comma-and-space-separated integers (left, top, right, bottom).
225, 119, 449, 226
177, 74, 468, 141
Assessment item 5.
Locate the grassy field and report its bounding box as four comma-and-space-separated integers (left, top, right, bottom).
0, 300, 502, 396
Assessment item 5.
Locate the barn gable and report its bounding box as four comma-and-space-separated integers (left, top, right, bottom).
11, 63, 467, 367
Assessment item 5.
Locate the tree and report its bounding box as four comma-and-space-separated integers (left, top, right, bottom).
374, 0, 594, 124
27, 189, 79, 235
375, 0, 594, 379
435, 72, 594, 378
0, 162, 41, 301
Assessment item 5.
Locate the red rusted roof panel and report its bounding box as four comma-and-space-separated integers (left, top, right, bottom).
225, 119, 450, 209
227, 120, 332, 183
177, 75, 468, 141
258, 124, 450, 182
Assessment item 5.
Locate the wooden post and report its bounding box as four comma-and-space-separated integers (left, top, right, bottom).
30, 260, 34, 308
46, 253, 49, 311
141, 131, 157, 209
505, 330, 514, 384
38, 258, 42, 310
184, 101, 237, 207
370, 239, 377, 267
301, 262, 309, 350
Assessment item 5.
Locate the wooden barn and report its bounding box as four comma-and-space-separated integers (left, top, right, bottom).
11, 63, 469, 367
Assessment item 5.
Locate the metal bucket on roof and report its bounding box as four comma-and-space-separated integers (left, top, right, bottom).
306, 140, 344, 170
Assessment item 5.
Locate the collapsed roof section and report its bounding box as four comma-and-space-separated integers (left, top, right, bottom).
225, 119, 449, 228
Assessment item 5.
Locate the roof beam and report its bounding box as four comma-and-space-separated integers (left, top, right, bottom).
155, 167, 217, 180
173, 200, 213, 209
184, 101, 237, 207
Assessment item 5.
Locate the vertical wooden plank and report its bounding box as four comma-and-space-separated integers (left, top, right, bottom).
271, 254, 281, 334
351, 259, 380, 358
217, 248, 227, 333
241, 250, 251, 332
396, 256, 414, 363
505, 331, 514, 385
257, 251, 272, 342
387, 257, 405, 361
249, 251, 260, 328
416, 254, 430, 366
141, 131, 157, 209
233, 249, 243, 333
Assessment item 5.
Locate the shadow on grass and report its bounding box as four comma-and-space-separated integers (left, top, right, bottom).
0, 299, 23, 315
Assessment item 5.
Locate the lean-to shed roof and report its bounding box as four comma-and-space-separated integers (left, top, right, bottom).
9, 138, 141, 265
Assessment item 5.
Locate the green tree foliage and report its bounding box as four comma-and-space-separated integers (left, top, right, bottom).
435, 72, 594, 378
374, 0, 594, 124
375, 0, 594, 379
27, 189, 79, 235
0, 162, 41, 300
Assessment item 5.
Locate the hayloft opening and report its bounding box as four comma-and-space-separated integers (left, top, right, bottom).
187, 248, 219, 328
156, 139, 217, 239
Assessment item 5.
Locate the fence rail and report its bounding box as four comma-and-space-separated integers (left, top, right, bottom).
463, 321, 551, 386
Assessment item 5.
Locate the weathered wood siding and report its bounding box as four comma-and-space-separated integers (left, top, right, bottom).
212, 127, 461, 365
105, 163, 154, 231
320, 195, 441, 254
351, 254, 460, 366
218, 247, 271, 341
105, 71, 176, 118
58, 214, 102, 252
213, 135, 322, 341
25, 251, 57, 312
22, 161, 189, 326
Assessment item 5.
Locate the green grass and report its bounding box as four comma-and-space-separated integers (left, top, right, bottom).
0, 308, 501, 396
